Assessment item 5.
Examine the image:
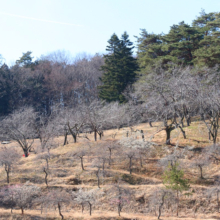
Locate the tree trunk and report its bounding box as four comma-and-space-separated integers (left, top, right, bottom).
129, 157, 132, 174
217, 191, 220, 212
94, 129, 97, 141
88, 202, 92, 216
158, 193, 166, 219
7, 171, 9, 184
98, 131, 103, 140
186, 116, 191, 126
199, 165, 203, 179
68, 123, 77, 143
96, 168, 100, 188
149, 121, 153, 127
43, 168, 48, 187
165, 127, 172, 145
118, 204, 121, 216
176, 191, 179, 217
21, 207, 24, 215
140, 156, 143, 168
63, 130, 68, 146
178, 125, 186, 139
58, 203, 64, 220
24, 149, 29, 157
109, 149, 112, 166
80, 157, 84, 170
73, 135, 77, 143
81, 204, 84, 213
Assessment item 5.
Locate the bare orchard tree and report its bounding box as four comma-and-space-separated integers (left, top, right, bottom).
0, 147, 20, 183
102, 140, 120, 166
109, 184, 132, 216
73, 187, 103, 216
7, 182, 40, 215
36, 152, 54, 187
67, 109, 85, 143
43, 189, 71, 219
83, 100, 117, 141
190, 154, 210, 179
195, 69, 220, 144
119, 135, 152, 173
207, 176, 220, 212
134, 67, 197, 144
0, 185, 16, 213
95, 146, 109, 172
60, 108, 85, 143
159, 145, 186, 169
69, 148, 87, 171
1, 107, 37, 157
91, 158, 103, 188
36, 151, 54, 170
35, 114, 58, 152
208, 144, 220, 164
149, 188, 175, 220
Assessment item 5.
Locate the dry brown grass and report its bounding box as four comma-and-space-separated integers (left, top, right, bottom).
0, 121, 219, 219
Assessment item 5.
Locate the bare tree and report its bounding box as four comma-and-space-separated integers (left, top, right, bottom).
208, 144, 220, 164
119, 135, 152, 173
36, 152, 54, 187
0, 147, 20, 183
149, 188, 175, 219
56, 108, 85, 144
35, 114, 58, 152
73, 187, 103, 216
190, 154, 210, 179
159, 146, 185, 169
7, 182, 40, 215
109, 184, 132, 216
134, 67, 197, 144
1, 107, 37, 157
91, 158, 103, 188
207, 176, 220, 212
196, 78, 220, 144
43, 189, 71, 219
83, 101, 117, 141
69, 148, 87, 171
102, 140, 119, 166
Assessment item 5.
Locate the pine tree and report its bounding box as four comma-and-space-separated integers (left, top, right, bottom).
193, 12, 220, 67
16, 51, 38, 69
136, 30, 167, 72
163, 162, 190, 217
99, 32, 138, 102
162, 21, 203, 66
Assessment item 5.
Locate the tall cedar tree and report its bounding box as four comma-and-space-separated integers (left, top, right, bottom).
99, 32, 138, 102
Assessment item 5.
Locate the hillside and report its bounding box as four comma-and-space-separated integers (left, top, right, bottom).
0, 120, 219, 220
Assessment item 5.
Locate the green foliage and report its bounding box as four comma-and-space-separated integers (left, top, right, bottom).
163, 162, 190, 193
99, 32, 138, 102
136, 10, 220, 72
0, 64, 11, 115
16, 51, 38, 69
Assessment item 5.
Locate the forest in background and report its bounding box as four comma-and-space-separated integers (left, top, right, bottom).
0, 10, 220, 116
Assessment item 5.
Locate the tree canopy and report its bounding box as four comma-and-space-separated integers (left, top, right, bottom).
99, 32, 138, 103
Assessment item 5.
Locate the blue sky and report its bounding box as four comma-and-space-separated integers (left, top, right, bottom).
0, 0, 219, 65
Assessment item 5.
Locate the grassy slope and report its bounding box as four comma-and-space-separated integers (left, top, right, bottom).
0, 120, 219, 220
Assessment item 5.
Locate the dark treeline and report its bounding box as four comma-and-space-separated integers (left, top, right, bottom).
0, 51, 104, 116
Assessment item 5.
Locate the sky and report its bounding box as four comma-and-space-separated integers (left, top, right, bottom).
0, 0, 220, 65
